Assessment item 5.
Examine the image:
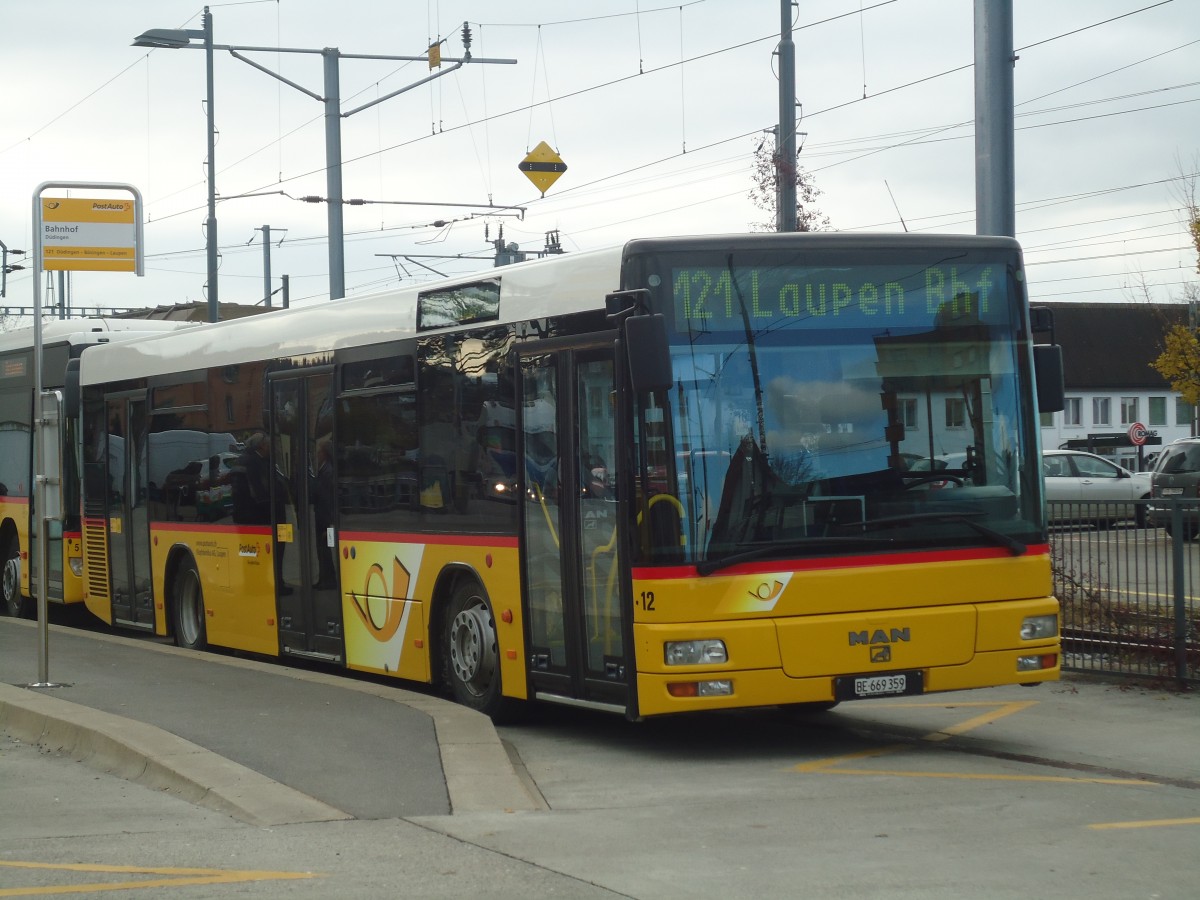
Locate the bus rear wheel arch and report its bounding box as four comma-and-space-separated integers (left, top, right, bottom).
169, 553, 208, 651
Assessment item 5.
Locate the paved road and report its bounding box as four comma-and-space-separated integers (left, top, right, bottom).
2, 616, 1198, 898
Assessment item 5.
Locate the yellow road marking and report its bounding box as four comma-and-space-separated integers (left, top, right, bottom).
0, 861, 319, 896
792, 699, 1157, 785
917, 700, 1038, 741
793, 744, 906, 772
1089, 817, 1200, 830
795, 700, 1039, 773
820, 768, 1151, 786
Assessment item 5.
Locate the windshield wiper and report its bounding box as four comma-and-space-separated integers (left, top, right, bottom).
853, 512, 1027, 556
696, 536, 896, 577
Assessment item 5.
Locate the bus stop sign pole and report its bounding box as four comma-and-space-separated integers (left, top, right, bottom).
28, 181, 144, 689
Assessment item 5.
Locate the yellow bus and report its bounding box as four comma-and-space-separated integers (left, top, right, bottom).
0, 318, 194, 618
75, 233, 1064, 719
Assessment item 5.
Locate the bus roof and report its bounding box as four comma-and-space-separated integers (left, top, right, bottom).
0, 317, 198, 355
78, 244, 625, 385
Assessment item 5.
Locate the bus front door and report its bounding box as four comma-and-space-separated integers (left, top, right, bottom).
270, 371, 343, 662
520, 348, 629, 712
105, 394, 155, 630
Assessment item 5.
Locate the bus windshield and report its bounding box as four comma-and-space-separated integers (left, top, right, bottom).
629, 246, 1046, 568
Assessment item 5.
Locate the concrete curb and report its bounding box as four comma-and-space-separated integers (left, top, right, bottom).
0, 681, 351, 826
1, 621, 539, 821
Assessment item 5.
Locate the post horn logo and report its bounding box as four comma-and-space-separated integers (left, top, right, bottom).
349, 557, 411, 642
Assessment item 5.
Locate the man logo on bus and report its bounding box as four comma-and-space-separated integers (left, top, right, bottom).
849, 627, 911, 646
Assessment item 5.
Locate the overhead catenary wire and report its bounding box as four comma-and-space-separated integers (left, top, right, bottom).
3, 0, 1192, 309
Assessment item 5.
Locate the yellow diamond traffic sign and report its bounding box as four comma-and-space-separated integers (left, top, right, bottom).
519, 141, 567, 196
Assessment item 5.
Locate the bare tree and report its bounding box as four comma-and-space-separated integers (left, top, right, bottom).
1150, 153, 1200, 406
748, 136, 831, 233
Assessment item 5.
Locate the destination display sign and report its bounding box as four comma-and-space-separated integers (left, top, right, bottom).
41, 197, 137, 272
670, 263, 1008, 333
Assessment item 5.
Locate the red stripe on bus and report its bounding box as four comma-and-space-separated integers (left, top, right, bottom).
632, 543, 1051, 580
340, 532, 519, 548
0, 496, 30, 505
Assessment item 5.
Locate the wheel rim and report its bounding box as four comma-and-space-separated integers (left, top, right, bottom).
449, 598, 497, 698
177, 570, 203, 646
3, 553, 21, 616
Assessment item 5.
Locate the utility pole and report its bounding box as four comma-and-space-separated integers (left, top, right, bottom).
974, 0, 1016, 237
253, 225, 287, 308
0, 240, 25, 298
136, 21, 515, 305
776, 0, 798, 233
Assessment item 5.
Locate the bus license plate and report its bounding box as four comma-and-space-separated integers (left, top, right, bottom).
835, 670, 923, 701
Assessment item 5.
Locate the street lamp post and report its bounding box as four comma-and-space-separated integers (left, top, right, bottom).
133, 7, 219, 322
134, 18, 514, 305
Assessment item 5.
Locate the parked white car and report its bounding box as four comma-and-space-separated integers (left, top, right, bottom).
1042, 449, 1151, 526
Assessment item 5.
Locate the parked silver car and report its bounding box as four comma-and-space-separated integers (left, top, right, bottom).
1042, 449, 1151, 526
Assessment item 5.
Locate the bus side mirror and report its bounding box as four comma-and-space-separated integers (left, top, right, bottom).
1033, 344, 1064, 414
625, 314, 672, 392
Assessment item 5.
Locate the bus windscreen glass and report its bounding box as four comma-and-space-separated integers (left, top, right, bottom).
631, 250, 1044, 567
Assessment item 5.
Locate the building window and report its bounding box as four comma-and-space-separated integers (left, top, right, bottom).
1148, 396, 1167, 427
945, 398, 965, 428
1039, 411, 1054, 428
899, 398, 918, 429
1120, 397, 1138, 425
1093, 397, 1111, 426
1064, 397, 1082, 426
1175, 398, 1194, 429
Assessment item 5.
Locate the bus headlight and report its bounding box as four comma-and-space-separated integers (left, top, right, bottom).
1020, 614, 1057, 640
664, 639, 727, 666
69, 558, 84, 577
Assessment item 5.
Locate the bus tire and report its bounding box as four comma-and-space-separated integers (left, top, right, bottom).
444, 580, 512, 719
172, 557, 208, 651
2, 535, 31, 619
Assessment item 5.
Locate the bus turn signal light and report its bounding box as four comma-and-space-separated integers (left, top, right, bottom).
667, 680, 733, 698
1017, 653, 1057, 672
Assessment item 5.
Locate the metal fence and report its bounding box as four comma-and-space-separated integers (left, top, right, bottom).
1049, 499, 1199, 687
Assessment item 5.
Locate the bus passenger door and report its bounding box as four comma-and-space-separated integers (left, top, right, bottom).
520, 347, 628, 711
270, 371, 343, 662
105, 394, 155, 629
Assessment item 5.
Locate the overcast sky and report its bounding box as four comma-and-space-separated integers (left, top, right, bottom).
1, 0, 1197, 319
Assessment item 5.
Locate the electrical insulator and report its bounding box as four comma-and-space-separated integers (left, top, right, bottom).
461, 21, 472, 51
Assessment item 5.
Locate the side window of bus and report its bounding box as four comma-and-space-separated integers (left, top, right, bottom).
416, 328, 518, 533
335, 388, 420, 532
0, 387, 31, 499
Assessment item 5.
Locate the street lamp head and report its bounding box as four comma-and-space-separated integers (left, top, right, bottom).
132, 27, 203, 49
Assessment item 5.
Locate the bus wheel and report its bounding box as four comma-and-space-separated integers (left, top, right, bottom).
172, 558, 208, 651
2, 536, 31, 619
445, 581, 507, 717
